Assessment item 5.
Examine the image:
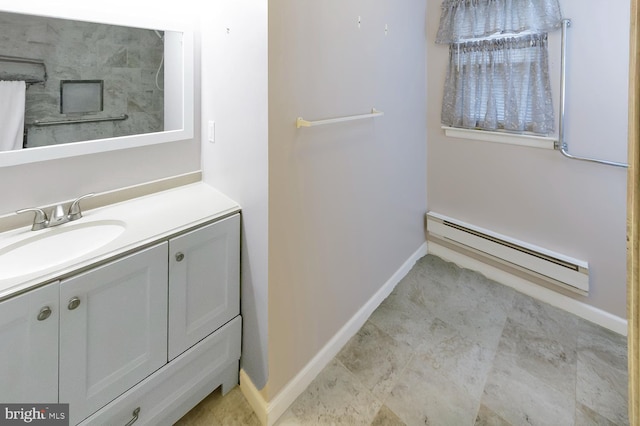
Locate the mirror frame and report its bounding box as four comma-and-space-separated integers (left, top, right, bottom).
0, 3, 194, 167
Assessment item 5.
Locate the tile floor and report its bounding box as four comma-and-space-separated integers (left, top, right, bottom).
176, 254, 629, 425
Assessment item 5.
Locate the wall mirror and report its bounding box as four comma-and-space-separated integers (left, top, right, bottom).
0, 6, 194, 167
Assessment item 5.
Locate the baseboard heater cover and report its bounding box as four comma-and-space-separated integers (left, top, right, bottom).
426, 212, 589, 295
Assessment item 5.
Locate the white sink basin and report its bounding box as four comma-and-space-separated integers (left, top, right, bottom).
0, 220, 126, 280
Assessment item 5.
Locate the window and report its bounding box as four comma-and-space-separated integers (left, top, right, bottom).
436, 0, 563, 137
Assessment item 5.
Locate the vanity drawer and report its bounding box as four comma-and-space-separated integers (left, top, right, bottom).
79, 315, 241, 426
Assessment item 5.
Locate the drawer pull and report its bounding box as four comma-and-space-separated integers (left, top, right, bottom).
124, 407, 140, 426
37, 306, 52, 321
68, 297, 81, 310
175, 252, 185, 262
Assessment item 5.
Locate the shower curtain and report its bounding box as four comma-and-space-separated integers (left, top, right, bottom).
0, 80, 26, 151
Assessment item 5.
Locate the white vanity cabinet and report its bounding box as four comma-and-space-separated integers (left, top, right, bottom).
168, 214, 240, 360
0, 183, 242, 425
59, 243, 168, 425
0, 282, 59, 403
78, 213, 241, 425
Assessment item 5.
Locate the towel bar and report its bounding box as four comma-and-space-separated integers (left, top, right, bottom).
296, 108, 384, 129
0, 54, 47, 84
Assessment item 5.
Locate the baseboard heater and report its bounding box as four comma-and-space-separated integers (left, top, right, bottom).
426, 212, 589, 295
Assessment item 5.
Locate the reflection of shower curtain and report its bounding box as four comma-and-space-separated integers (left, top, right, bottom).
0, 80, 26, 151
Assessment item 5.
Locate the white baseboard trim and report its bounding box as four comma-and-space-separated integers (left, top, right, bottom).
246, 242, 428, 426
240, 369, 268, 426
428, 242, 628, 336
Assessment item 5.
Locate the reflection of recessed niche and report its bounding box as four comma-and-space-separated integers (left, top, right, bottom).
60, 80, 103, 114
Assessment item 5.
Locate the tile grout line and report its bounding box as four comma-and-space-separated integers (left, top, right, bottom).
332, 357, 385, 424
378, 351, 418, 425
472, 293, 517, 425
335, 322, 418, 425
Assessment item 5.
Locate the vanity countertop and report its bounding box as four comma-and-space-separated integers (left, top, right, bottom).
0, 182, 240, 301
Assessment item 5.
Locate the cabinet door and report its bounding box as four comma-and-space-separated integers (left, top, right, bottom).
168, 214, 240, 360
59, 243, 168, 425
0, 282, 58, 403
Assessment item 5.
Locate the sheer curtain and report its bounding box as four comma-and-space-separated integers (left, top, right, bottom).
437, 0, 563, 136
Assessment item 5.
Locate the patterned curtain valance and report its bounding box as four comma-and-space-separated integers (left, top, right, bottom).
436, 0, 563, 44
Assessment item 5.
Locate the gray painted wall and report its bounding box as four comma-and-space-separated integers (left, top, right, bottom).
267, 0, 428, 397
426, 0, 629, 317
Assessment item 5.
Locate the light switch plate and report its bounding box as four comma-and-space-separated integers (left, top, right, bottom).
208, 121, 215, 143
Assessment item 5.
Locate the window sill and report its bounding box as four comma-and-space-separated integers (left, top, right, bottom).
442, 126, 556, 150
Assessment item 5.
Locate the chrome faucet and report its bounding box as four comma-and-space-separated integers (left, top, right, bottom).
17, 193, 95, 231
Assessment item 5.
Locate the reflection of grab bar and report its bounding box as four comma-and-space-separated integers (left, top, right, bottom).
296, 108, 384, 128
32, 114, 128, 127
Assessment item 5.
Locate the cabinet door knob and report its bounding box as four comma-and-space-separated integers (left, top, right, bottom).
37, 306, 52, 321
175, 252, 185, 262
68, 297, 81, 310
124, 407, 140, 426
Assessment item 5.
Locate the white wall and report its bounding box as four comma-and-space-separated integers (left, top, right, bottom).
199, 0, 269, 389
268, 0, 428, 397
0, 0, 200, 216
426, 0, 629, 317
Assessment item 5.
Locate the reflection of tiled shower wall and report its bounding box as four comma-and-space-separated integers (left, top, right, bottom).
0, 11, 164, 148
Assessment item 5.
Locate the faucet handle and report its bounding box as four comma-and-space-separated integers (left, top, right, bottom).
16, 207, 49, 231
68, 193, 95, 221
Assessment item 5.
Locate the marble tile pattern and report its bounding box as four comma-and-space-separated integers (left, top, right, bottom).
175, 386, 261, 426
0, 10, 164, 148
176, 254, 629, 425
